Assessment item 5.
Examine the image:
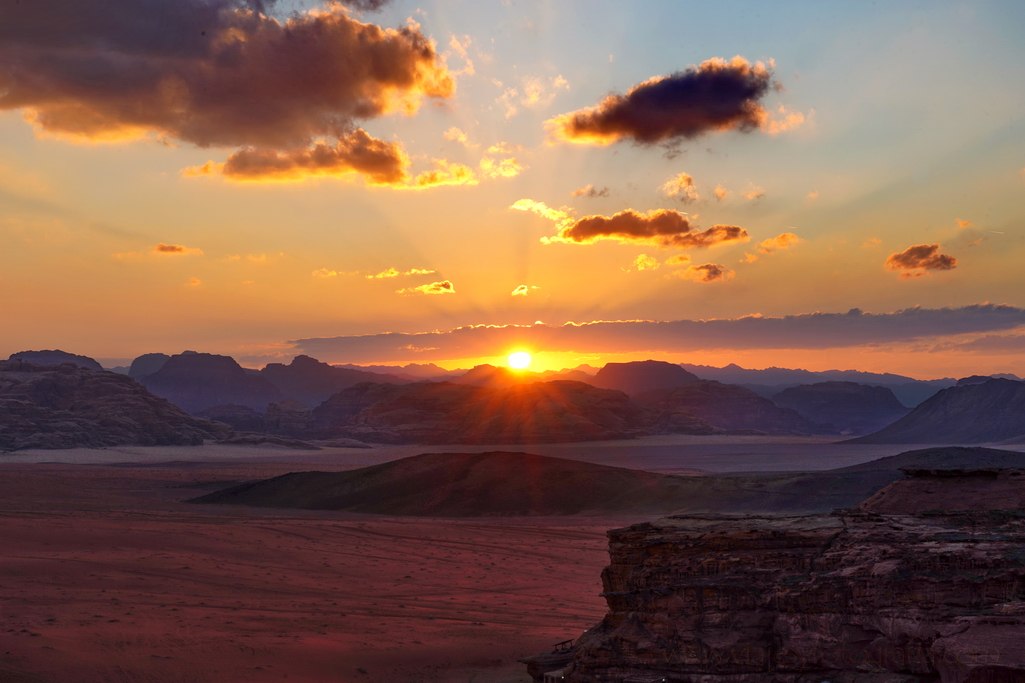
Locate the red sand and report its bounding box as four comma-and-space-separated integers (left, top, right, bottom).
0, 460, 626, 682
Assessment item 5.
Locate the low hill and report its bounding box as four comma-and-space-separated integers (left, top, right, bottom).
0, 360, 227, 451
191, 451, 699, 516
591, 360, 699, 396
139, 351, 282, 413
771, 381, 908, 435
851, 378, 1025, 444
312, 380, 647, 444
8, 349, 102, 371
260, 355, 406, 407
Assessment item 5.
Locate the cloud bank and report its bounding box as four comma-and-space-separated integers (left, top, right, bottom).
290, 305, 1025, 363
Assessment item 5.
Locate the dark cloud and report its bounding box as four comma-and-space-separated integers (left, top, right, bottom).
886, 244, 957, 277
547, 56, 776, 146
0, 0, 451, 159
675, 263, 732, 282
290, 305, 1025, 363
551, 209, 747, 248
153, 243, 202, 255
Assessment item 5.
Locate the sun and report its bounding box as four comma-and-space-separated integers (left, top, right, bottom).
507, 351, 532, 370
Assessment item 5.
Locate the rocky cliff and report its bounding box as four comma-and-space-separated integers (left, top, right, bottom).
560, 469, 1025, 682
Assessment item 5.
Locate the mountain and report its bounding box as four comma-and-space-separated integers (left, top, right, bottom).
852, 378, 1025, 444
311, 380, 647, 444
591, 360, 700, 396
8, 349, 102, 371
0, 359, 226, 451
639, 380, 820, 435
191, 451, 698, 516
680, 361, 955, 406
771, 381, 909, 435
138, 351, 282, 413
259, 354, 406, 407
128, 352, 171, 379
337, 362, 462, 381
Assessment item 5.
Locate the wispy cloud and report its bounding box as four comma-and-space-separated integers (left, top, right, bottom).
397, 280, 455, 295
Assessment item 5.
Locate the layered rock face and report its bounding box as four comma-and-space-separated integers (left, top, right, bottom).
564, 471, 1025, 682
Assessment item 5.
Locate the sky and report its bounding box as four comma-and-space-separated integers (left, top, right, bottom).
1, 0, 1024, 377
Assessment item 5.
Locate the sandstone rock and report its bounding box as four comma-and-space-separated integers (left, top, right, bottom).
772, 381, 909, 435
561, 469, 1025, 682
8, 349, 103, 371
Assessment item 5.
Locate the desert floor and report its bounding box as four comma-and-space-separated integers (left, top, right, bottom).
0, 436, 951, 682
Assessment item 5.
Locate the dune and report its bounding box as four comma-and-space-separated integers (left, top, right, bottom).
191, 450, 700, 516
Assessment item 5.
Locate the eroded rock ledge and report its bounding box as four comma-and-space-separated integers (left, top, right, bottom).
559, 469, 1025, 682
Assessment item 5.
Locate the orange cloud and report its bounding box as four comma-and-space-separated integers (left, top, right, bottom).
886, 244, 957, 278
498, 74, 570, 118
632, 254, 661, 271
713, 184, 729, 202
572, 184, 610, 198
541, 208, 748, 249
661, 172, 700, 204
398, 280, 455, 295
411, 160, 479, 189
478, 143, 524, 179
546, 56, 777, 146
312, 268, 340, 279
744, 231, 802, 262
367, 267, 437, 279
673, 263, 733, 283
511, 284, 539, 296
743, 184, 766, 201
154, 243, 203, 256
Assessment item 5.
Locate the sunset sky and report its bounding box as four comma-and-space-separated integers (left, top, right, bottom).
2, 0, 1024, 377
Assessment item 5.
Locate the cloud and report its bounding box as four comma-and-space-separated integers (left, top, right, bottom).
367, 266, 436, 279
744, 231, 802, 262
713, 184, 729, 202
673, 263, 733, 283
510, 198, 572, 224
498, 74, 569, 118
546, 56, 778, 146
664, 254, 691, 267
762, 105, 808, 135
312, 268, 340, 279
862, 237, 882, 249
290, 304, 1025, 362
572, 184, 610, 198
956, 218, 973, 229
886, 244, 957, 278
153, 243, 203, 256
743, 185, 766, 201
1, 1, 452, 183
478, 143, 524, 179
661, 172, 700, 204
398, 279, 455, 295
446, 35, 475, 77
443, 126, 473, 147
411, 160, 479, 189
184, 129, 409, 184
631, 254, 661, 271
511, 284, 539, 296
185, 277, 202, 287
540, 208, 748, 249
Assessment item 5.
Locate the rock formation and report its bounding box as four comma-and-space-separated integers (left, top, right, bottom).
852, 378, 1025, 444
557, 467, 1025, 682
127, 352, 171, 378
772, 381, 909, 435
591, 360, 701, 396
0, 360, 226, 450
259, 354, 405, 407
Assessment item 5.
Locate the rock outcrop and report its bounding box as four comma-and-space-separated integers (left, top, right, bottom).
852, 378, 1025, 444
591, 360, 700, 396
558, 468, 1025, 682
0, 360, 227, 451
772, 381, 909, 435
259, 354, 405, 407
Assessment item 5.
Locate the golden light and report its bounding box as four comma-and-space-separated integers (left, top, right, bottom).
507, 351, 532, 370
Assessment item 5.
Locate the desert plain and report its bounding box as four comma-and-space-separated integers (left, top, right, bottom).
0, 437, 998, 682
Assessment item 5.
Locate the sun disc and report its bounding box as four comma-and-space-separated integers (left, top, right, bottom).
507, 351, 532, 370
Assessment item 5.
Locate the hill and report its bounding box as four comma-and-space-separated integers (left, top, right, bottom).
8, 349, 103, 371
0, 359, 226, 451
852, 378, 1025, 444
312, 380, 647, 444
191, 450, 698, 516
771, 381, 908, 435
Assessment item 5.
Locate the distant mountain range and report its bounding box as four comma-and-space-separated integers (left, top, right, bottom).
5, 349, 1023, 449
